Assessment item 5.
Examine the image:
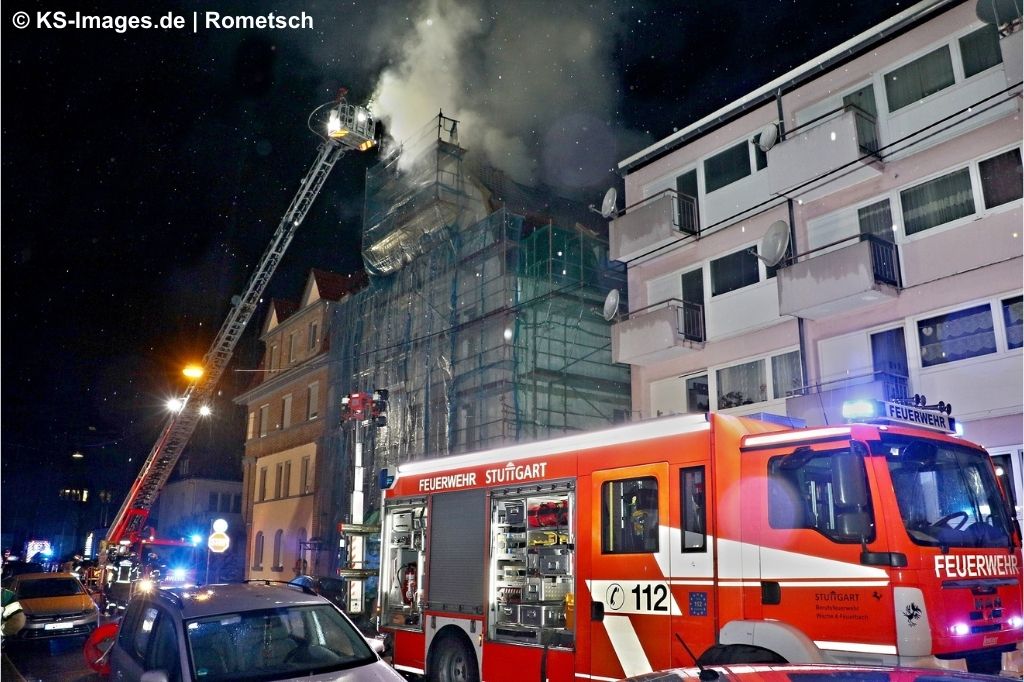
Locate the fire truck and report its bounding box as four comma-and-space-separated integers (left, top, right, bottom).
376, 403, 1021, 681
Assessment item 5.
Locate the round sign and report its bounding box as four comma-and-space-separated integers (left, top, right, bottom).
212, 518, 228, 533
208, 531, 230, 553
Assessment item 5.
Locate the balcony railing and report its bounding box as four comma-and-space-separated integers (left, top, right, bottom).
787, 102, 881, 160
778, 233, 902, 320
785, 370, 911, 426
611, 298, 705, 365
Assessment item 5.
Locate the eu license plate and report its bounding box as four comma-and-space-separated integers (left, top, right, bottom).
44, 622, 74, 630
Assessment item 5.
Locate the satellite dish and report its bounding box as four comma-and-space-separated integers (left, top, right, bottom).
599, 187, 618, 219
757, 123, 779, 152
757, 220, 791, 267
602, 288, 621, 322
976, 0, 1022, 25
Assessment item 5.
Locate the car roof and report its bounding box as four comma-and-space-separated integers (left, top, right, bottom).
625, 664, 998, 681
151, 582, 331, 620
13, 572, 80, 581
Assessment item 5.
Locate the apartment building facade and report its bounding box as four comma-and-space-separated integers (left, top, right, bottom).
236, 269, 366, 580
611, 0, 1022, 512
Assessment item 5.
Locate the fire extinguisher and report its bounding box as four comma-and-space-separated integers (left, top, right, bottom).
399, 563, 417, 605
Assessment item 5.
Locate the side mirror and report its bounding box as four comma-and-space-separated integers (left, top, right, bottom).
833, 450, 868, 509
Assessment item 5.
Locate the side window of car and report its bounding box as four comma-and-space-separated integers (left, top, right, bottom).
117, 599, 145, 651
133, 606, 160, 661
145, 608, 181, 682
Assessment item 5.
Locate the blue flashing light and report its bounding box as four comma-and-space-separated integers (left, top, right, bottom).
169, 567, 188, 582
41, 548, 53, 557
954, 420, 964, 437
842, 399, 878, 421
190, 534, 203, 546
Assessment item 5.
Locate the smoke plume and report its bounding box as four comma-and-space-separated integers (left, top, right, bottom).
370, 0, 627, 191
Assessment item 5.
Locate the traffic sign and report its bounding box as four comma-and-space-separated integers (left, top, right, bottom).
208, 531, 230, 553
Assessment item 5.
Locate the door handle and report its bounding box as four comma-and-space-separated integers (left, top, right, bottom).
591, 600, 604, 622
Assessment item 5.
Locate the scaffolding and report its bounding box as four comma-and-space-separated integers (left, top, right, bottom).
319, 115, 629, 569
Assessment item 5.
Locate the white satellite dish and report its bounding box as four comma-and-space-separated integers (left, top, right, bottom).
602, 288, 621, 322
757, 123, 779, 152
599, 187, 618, 218
756, 220, 791, 267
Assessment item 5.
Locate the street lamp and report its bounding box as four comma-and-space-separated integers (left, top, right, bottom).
182, 364, 204, 381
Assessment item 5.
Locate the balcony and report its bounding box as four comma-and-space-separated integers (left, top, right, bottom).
778, 234, 901, 320
785, 371, 910, 427
611, 298, 704, 366
768, 104, 882, 202
609, 190, 699, 263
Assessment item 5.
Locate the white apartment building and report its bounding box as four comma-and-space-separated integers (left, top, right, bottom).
610, 1, 1022, 513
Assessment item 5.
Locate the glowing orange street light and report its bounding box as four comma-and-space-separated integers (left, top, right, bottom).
182, 365, 204, 380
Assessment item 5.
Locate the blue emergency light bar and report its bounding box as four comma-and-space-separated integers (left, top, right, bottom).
841, 399, 959, 434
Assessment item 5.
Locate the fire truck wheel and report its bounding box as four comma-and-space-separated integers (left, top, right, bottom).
697, 643, 786, 665
431, 632, 479, 682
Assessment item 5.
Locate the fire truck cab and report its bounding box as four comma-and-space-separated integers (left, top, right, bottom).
377, 409, 1021, 681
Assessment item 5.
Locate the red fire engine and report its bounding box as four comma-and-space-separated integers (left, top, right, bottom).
377, 405, 1021, 680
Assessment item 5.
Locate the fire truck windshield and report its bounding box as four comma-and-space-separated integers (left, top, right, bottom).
880, 435, 1015, 549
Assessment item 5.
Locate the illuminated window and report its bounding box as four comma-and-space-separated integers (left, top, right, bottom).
602, 477, 658, 554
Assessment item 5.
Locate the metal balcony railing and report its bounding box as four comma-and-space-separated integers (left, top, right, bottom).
792, 370, 910, 403
625, 298, 705, 343
786, 232, 902, 288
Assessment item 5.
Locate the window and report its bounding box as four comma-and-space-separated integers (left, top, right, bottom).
979, 148, 1023, 209
900, 167, 975, 235
918, 303, 996, 367
717, 359, 766, 408
282, 462, 291, 498
710, 248, 760, 296
208, 492, 218, 512
857, 198, 895, 241
258, 404, 269, 438
307, 382, 319, 420
258, 467, 267, 502
771, 350, 803, 398
843, 84, 880, 153
252, 531, 264, 570
145, 607, 179, 679
308, 321, 319, 351
676, 169, 700, 233
959, 24, 1002, 79
680, 467, 706, 552
274, 463, 283, 499
220, 493, 230, 513
1002, 296, 1023, 349
133, 606, 160, 661
768, 447, 875, 543
300, 456, 312, 494
232, 494, 241, 513
287, 332, 296, 363
686, 375, 709, 412
281, 394, 293, 430
884, 45, 955, 112
704, 141, 751, 193
269, 344, 279, 372
246, 412, 255, 440
272, 529, 284, 571
601, 477, 659, 554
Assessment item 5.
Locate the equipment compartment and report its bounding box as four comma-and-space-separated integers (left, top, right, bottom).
488, 484, 575, 649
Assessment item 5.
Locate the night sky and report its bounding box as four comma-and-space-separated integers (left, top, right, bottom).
2, 0, 903, 549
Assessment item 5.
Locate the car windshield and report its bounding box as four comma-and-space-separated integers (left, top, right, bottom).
18, 578, 85, 599
185, 604, 375, 680
882, 435, 1015, 548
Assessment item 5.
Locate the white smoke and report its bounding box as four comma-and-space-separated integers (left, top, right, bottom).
370, 0, 626, 190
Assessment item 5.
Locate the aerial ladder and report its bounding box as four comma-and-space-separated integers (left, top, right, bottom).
101, 94, 377, 568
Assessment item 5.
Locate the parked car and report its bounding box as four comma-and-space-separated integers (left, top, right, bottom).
622, 664, 1002, 681
4, 572, 98, 640
288, 575, 348, 610
107, 581, 404, 681
1, 561, 44, 581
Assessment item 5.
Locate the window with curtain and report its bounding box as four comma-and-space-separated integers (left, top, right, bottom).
273, 529, 284, 571
704, 141, 751, 193
686, 375, 709, 412
259, 404, 269, 437
711, 248, 760, 296
884, 46, 955, 112
858, 199, 895, 241
716, 359, 766, 408
771, 351, 803, 398
917, 304, 996, 367
900, 168, 975, 235
258, 467, 267, 502
843, 84, 879, 154
979, 148, 1023, 209
307, 382, 319, 419
274, 463, 283, 499
281, 394, 292, 430
1003, 296, 1023, 350
959, 24, 1002, 79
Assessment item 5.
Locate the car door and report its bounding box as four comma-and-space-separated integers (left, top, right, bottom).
589, 463, 673, 680
110, 600, 182, 682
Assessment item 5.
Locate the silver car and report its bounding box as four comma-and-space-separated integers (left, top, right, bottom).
108, 582, 403, 681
